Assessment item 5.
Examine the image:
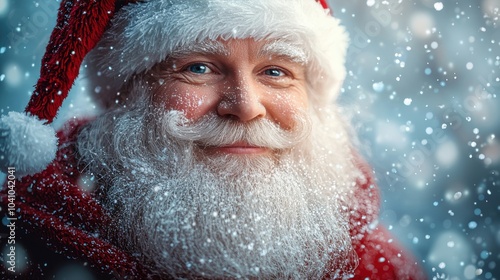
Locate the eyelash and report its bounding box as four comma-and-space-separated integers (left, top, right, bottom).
185, 63, 213, 74
264, 68, 286, 77
181, 63, 292, 79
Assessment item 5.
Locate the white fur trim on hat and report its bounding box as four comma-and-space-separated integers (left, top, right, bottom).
86, 0, 349, 107
0, 112, 58, 177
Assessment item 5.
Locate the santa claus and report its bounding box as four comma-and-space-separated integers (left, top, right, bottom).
0, 0, 427, 279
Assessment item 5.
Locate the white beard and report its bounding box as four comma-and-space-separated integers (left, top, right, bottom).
77, 82, 362, 279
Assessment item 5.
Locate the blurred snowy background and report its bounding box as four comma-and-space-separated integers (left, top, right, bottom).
0, 0, 499, 279
333, 0, 500, 279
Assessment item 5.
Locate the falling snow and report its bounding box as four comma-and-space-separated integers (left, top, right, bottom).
338, 0, 500, 279
0, 0, 498, 279
434, 2, 444, 11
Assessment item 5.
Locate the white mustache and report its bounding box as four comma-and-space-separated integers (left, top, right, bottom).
159, 111, 312, 150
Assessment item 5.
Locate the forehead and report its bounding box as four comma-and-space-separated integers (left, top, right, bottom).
169, 38, 308, 64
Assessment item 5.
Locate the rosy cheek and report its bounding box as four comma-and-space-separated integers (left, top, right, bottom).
264, 90, 308, 130
153, 86, 217, 121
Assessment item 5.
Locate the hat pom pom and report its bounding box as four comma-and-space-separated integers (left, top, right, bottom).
0, 112, 58, 178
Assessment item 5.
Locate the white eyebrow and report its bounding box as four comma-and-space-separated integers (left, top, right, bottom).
168, 40, 307, 64
259, 41, 308, 64
169, 40, 229, 58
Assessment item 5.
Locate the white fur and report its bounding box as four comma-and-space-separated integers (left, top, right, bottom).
86, 0, 349, 108
0, 112, 57, 177
77, 81, 361, 279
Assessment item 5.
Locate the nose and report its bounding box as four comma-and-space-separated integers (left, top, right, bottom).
217, 75, 266, 122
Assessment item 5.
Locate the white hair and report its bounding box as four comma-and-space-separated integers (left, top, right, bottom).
77, 79, 362, 279
86, 0, 349, 108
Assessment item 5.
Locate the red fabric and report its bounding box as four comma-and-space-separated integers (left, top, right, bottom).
317, 0, 329, 10
24, 0, 327, 124
1, 120, 427, 279
345, 158, 427, 280
1, 119, 146, 278
25, 0, 117, 123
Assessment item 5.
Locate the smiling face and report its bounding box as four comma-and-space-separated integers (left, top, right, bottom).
78, 37, 360, 280
147, 38, 310, 156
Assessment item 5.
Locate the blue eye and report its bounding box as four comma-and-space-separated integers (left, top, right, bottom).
187, 63, 211, 74
264, 68, 284, 77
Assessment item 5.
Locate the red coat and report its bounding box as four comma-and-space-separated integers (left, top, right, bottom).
1, 119, 427, 279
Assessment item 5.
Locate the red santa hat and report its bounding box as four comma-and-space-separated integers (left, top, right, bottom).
0, 0, 348, 177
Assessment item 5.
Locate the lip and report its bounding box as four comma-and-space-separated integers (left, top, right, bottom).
204, 142, 270, 155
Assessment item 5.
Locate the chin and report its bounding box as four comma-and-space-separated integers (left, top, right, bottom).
77, 84, 361, 279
